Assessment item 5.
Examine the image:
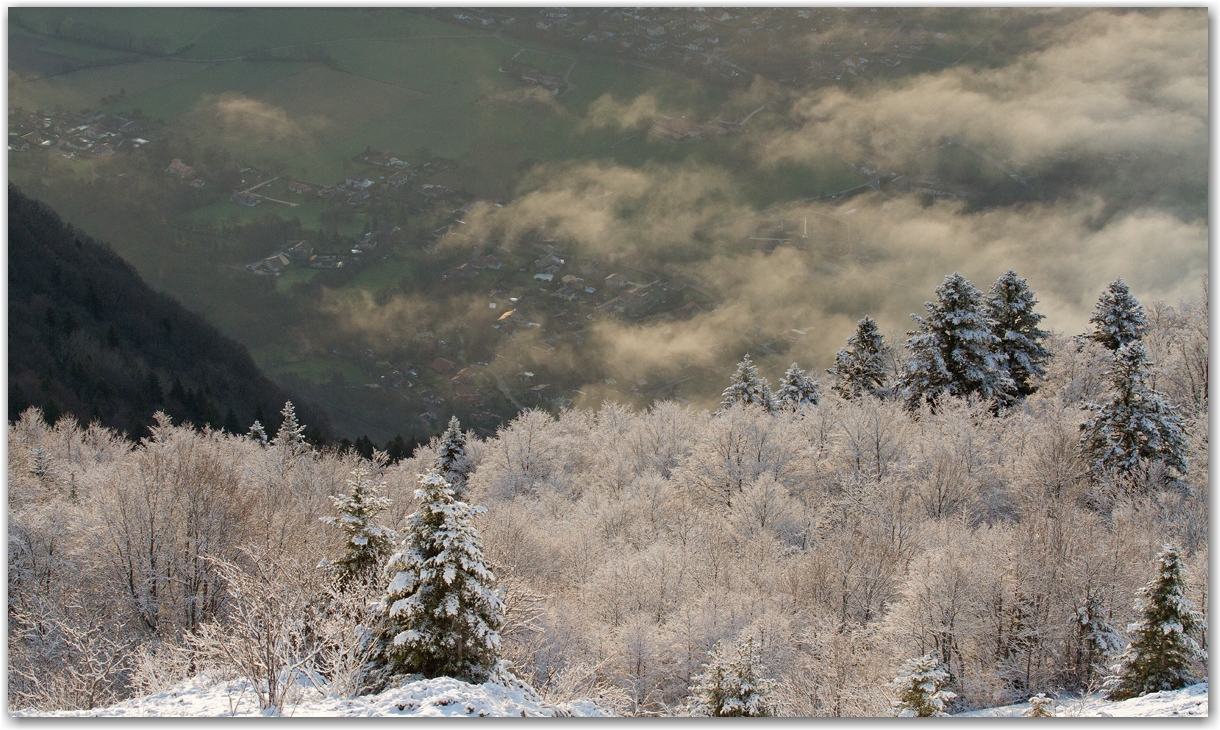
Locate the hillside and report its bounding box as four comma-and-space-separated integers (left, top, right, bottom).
7, 184, 331, 441
956, 683, 1207, 718
14, 671, 611, 718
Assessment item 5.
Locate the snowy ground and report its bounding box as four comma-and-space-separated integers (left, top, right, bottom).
12, 672, 612, 718
956, 682, 1207, 718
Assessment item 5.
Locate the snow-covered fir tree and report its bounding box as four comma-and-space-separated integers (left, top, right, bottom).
719, 354, 775, 413
775, 362, 821, 411
889, 654, 956, 717
247, 421, 269, 446
1089, 278, 1147, 351
319, 464, 398, 589
271, 401, 308, 453
1076, 594, 1124, 686
1023, 693, 1055, 717
434, 416, 470, 493
901, 273, 1013, 409
1079, 340, 1188, 483
688, 636, 779, 717
987, 269, 1050, 399
828, 315, 891, 400
1106, 546, 1206, 701
379, 469, 504, 682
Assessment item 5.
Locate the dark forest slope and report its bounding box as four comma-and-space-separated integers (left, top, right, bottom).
8, 184, 332, 442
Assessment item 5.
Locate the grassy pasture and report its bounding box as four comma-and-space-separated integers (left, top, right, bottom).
183, 8, 469, 60
10, 59, 212, 113
10, 7, 231, 54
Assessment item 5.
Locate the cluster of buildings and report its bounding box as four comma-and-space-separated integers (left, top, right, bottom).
8, 107, 147, 158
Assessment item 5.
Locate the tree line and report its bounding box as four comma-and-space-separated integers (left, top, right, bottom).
7, 271, 1207, 715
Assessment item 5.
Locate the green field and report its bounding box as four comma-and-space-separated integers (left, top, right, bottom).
251, 343, 373, 387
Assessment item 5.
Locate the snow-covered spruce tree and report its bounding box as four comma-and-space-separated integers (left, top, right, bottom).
1089, 277, 1147, 351
775, 362, 821, 411
828, 315, 890, 400
1106, 546, 1206, 701
901, 273, 1014, 409
247, 420, 269, 446
380, 469, 504, 682
889, 654, 956, 717
271, 401, 308, 453
434, 416, 470, 493
688, 636, 779, 717
1079, 340, 1188, 484
719, 354, 775, 413
1023, 693, 1055, 717
319, 464, 398, 590
987, 269, 1050, 399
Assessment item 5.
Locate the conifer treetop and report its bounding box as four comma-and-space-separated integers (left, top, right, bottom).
829, 315, 890, 400
720, 354, 776, 413
902, 272, 1013, 408
1089, 277, 1147, 351
987, 269, 1050, 399
775, 362, 821, 411
272, 401, 308, 453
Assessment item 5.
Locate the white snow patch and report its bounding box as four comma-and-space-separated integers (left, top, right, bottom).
13, 671, 612, 718
957, 682, 1207, 718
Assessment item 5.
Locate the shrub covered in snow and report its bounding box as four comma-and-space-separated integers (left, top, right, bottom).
688, 636, 779, 717
1023, 693, 1055, 717
889, 654, 956, 717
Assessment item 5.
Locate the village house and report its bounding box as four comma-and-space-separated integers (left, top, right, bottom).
470, 255, 503, 270
288, 180, 312, 194
285, 240, 314, 257
429, 357, 457, 375
230, 191, 260, 206
167, 158, 194, 177
454, 384, 483, 405
534, 273, 554, 282
605, 272, 630, 288
247, 253, 289, 276
621, 285, 656, 312
561, 274, 584, 286
533, 253, 565, 273
451, 367, 477, 385
189, 178, 206, 189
